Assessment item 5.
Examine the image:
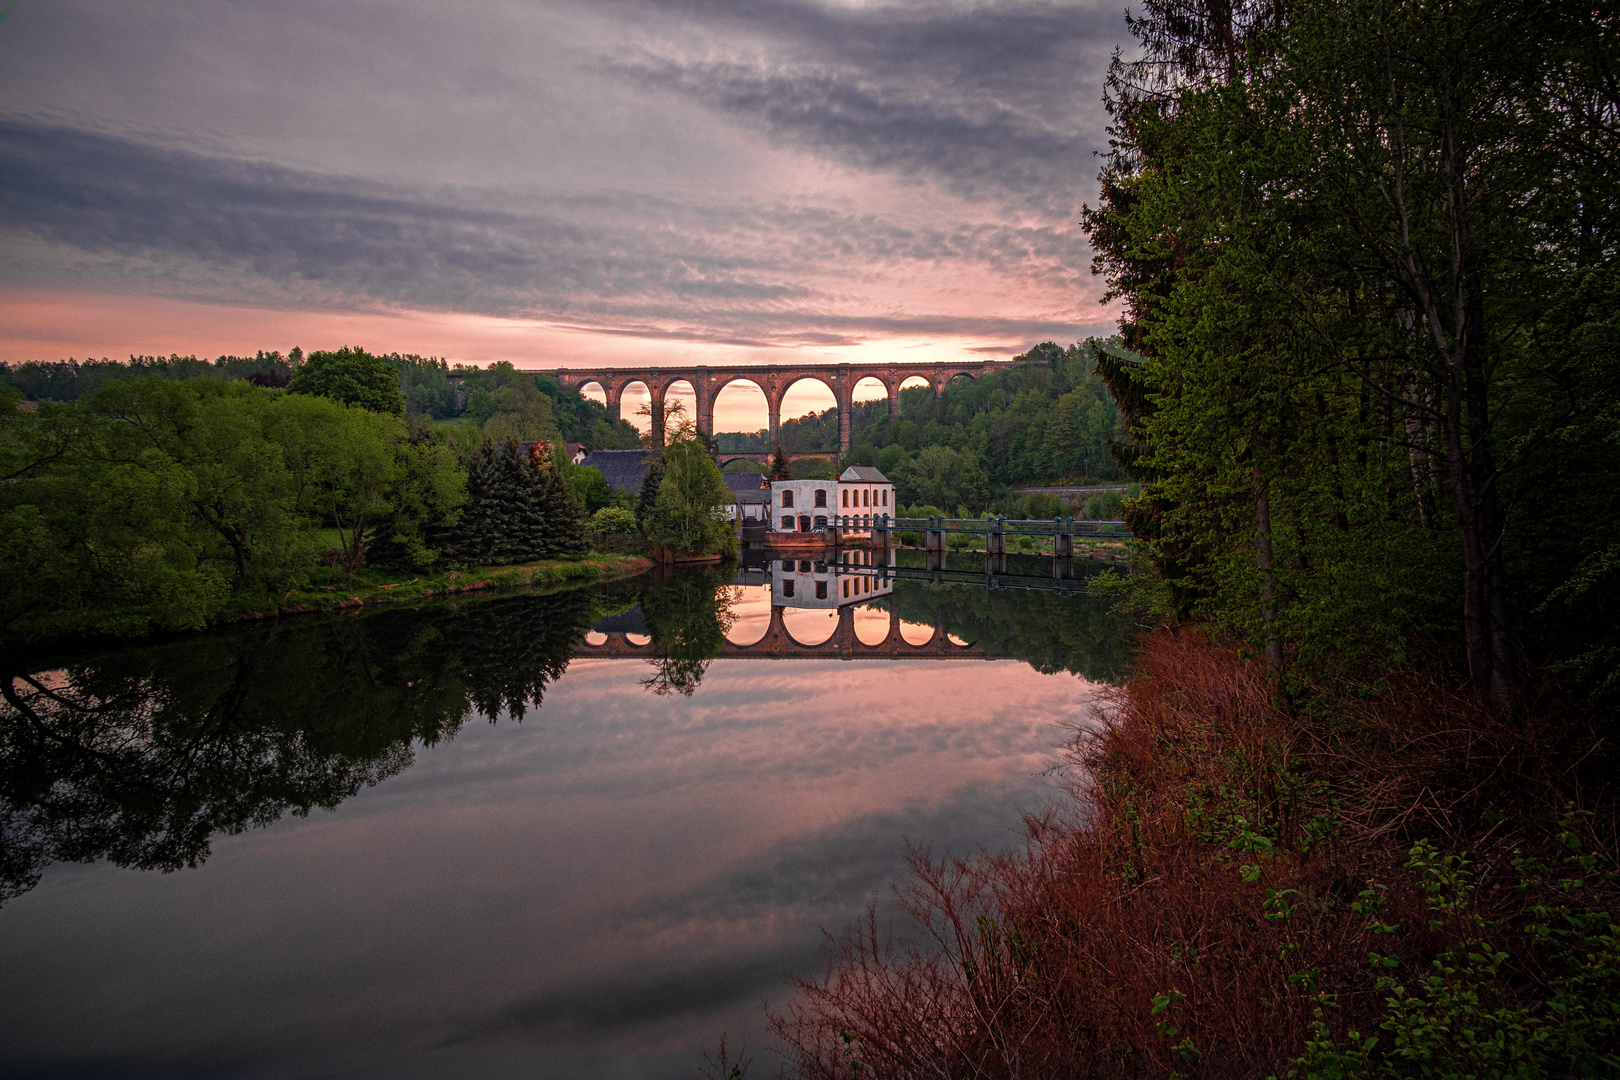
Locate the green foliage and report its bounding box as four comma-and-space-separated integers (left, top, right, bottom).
287, 346, 405, 415
709, 344, 1126, 509
1, 351, 298, 402
769, 444, 792, 481
644, 435, 738, 558
1080, 0, 1620, 691
0, 378, 466, 644
1290, 822, 1620, 1079
448, 440, 584, 565
789, 456, 837, 481
588, 506, 638, 536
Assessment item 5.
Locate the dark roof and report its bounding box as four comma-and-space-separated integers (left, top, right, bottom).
723, 472, 768, 496
580, 448, 653, 492
734, 488, 771, 505
839, 465, 892, 483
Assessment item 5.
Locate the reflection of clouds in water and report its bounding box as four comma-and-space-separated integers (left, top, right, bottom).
641, 782, 1038, 924
781, 608, 838, 645
899, 620, 935, 645
948, 633, 971, 646
0, 657, 1099, 1077
852, 604, 892, 645
724, 583, 773, 646
584, 631, 608, 646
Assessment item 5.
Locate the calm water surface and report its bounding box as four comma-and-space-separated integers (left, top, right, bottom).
0, 555, 1128, 1079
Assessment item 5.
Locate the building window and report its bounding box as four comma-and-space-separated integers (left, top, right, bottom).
780, 560, 793, 571
814, 515, 827, 529
799, 560, 812, 572
842, 490, 849, 507
882, 489, 888, 506
863, 489, 870, 507
815, 581, 828, 599
782, 490, 794, 508
815, 489, 826, 508
798, 515, 811, 532
782, 517, 793, 530
782, 580, 795, 597
842, 579, 849, 597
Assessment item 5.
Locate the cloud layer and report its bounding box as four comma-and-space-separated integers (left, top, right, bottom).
0, 0, 1129, 360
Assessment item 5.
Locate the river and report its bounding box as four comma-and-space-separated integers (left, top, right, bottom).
0, 553, 1129, 1079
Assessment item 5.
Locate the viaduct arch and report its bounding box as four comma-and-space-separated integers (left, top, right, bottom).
542, 360, 1018, 454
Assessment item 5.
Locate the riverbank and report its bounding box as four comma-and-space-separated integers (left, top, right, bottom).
218, 552, 653, 623
777, 629, 1620, 1077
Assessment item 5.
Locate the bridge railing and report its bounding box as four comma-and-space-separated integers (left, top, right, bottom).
849, 515, 1132, 538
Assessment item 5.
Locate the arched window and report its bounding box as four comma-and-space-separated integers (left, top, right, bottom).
782, 490, 794, 508
842, 579, 849, 597
814, 489, 827, 508
781, 517, 792, 530
782, 580, 795, 597
842, 490, 849, 507
882, 489, 888, 506
815, 581, 828, 600
863, 489, 870, 507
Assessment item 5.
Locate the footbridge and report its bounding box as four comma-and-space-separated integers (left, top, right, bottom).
543, 360, 1020, 454
575, 606, 988, 661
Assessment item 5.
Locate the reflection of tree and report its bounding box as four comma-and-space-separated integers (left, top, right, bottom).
877, 555, 1134, 682
638, 565, 738, 696
0, 587, 606, 906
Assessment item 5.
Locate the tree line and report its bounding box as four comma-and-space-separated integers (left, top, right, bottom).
1, 348, 596, 646
712, 341, 1128, 512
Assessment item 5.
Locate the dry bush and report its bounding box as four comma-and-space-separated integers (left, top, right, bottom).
773, 629, 1618, 1078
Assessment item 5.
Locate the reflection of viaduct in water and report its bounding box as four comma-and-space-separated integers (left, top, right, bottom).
546, 361, 1018, 454
575, 606, 988, 661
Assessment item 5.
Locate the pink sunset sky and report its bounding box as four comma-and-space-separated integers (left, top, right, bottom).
0, 0, 1132, 429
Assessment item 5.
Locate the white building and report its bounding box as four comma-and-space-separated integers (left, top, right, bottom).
770, 478, 838, 532
769, 466, 897, 533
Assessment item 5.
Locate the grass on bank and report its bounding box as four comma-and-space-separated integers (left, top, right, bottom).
218, 552, 652, 622
775, 629, 1620, 1078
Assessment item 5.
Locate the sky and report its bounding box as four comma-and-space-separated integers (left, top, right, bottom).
0, 0, 1132, 401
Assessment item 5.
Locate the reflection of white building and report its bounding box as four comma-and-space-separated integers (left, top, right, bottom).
770, 467, 897, 533
771, 549, 896, 608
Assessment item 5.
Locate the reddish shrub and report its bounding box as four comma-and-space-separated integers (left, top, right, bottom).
773, 629, 1618, 1078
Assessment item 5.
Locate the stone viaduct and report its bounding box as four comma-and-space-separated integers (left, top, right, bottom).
539, 360, 1019, 455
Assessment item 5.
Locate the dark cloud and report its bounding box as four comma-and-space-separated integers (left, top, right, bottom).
607, 0, 1120, 207
0, 116, 1105, 345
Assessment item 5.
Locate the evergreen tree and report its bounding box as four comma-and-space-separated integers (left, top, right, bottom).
635, 455, 666, 531
495, 441, 548, 564
528, 443, 587, 559
449, 440, 510, 566
769, 443, 792, 480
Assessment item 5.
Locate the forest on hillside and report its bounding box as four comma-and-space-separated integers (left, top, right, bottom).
714, 341, 1127, 510
0, 352, 645, 453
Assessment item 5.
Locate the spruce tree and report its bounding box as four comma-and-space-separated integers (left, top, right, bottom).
636, 455, 666, 532
529, 443, 588, 558
769, 444, 792, 481
451, 439, 508, 566
499, 441, 549, 563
